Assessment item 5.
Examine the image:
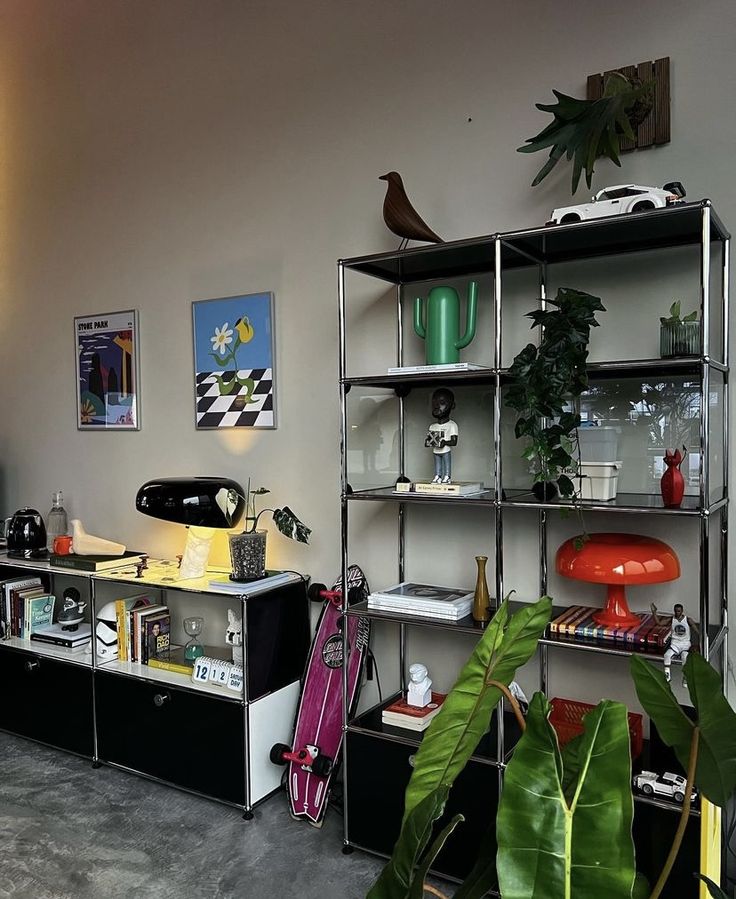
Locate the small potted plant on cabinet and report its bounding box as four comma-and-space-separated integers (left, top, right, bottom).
659, 300, 700, 357
505, 287, 606, 501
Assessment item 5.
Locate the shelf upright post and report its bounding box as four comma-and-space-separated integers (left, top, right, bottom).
241, 591, 252, 817
538, 262, 549, 697
337, 259, 353, 848
397, 278, 407, 685
699, 207, 712, 659
89, 575, 100, 764
722, 236, 730, 662
492, 237, 505, 781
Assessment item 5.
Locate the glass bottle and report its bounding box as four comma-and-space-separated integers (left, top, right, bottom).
46, 491, 69, 551
472, 555, 491, 623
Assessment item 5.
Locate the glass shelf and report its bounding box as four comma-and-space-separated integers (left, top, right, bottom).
343, 369, 497, 390
345, 487, 496, 507
349, 693, 522, 765
500, 490, 719, 516
340, 202, 729, 284
347, 600, 723, 667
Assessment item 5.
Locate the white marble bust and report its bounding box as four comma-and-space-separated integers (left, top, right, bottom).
407, 662, 432, 708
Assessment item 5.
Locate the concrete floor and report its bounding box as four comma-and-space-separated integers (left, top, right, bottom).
0, 732, 385, 899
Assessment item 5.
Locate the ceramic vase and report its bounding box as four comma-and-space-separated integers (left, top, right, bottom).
472, 555, 491, 623
661, 448, 685, 508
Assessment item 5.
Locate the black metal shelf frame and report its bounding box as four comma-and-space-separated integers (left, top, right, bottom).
337, 201, 730, 863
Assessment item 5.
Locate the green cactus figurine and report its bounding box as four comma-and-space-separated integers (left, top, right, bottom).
414, 283, 478, 365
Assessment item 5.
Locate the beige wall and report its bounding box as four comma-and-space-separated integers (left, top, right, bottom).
0, 0, 734, 703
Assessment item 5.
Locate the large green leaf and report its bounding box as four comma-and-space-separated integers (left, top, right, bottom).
407, 813, 464, 899
630, 655, 694, 764
367, 786, 451, 899
632, 654, 736, 808
403, 596, 552, 820
684, 653, 736, 807
497, 694, 636, 899
695, 874, 730, 898
453, 819, 497, 899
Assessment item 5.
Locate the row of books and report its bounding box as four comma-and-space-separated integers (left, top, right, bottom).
548, 605, 676, 651
381, 692, 446, 732
367, 582, 474, 621
113, 596, 171, 663
1, 575, 53, 640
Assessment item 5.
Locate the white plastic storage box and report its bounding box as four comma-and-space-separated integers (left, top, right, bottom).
578, 426, 618, 463
576, 461, 622, 501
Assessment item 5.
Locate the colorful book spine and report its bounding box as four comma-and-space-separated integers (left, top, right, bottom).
115, 600, 128, 662
147, 658, 193, 676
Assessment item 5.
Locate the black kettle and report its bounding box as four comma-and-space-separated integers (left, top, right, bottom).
4, 508, 48, 558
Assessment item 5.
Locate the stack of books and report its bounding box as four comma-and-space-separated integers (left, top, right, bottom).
548, 605, 676, 652
113, 595, 171, 663
367, 582, 474, 621
393, 481, 484, 497
31, 623, 91, 651
49, 551, 146, 572
381, 692, 447, 731
1, 575, 55, 641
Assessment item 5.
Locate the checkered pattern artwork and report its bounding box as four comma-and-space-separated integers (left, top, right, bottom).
192, 292, 276, 429
195, 369, 274, 428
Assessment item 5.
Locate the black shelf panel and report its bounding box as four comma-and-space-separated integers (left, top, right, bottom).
346, 487, 495, 507
340, 202, 729, 284
349, 693, 523, 764
347, 601, 495, 635
501, 201, 728, 269
343, 369, 496, 390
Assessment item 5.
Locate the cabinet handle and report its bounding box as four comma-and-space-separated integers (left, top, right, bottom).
24, 659, 40, 674
153, 692, 170, 708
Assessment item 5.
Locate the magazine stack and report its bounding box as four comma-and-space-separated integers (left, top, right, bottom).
367, 582, 473, 621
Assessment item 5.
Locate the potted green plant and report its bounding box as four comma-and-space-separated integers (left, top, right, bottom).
228, 480, 310, 582
505, 287, 606, 501
659, 300, 700, 358
367, 598, 736, 899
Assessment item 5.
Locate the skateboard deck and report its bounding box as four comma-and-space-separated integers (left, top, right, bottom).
278, 564, 370, 826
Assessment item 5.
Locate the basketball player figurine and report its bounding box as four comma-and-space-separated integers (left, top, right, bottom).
424, 387, 458, 484
653, 603, 699, 687
407, 662, 432, 708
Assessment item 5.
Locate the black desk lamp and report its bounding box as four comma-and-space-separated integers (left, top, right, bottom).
136, 477, 245, 579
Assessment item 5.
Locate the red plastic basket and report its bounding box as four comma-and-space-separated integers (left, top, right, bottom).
549, 697, 643, 760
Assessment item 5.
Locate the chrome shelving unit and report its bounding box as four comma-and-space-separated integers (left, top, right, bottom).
336, 201, 730, 886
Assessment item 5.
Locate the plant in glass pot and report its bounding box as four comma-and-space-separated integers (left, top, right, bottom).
228, 480, 311, 582
659, 300, 700, 358
505, 287, 606, 502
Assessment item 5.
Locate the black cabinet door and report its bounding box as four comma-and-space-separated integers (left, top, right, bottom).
0, 647, 93, 756
346, 731, 499, 882
95, 671, 245, 804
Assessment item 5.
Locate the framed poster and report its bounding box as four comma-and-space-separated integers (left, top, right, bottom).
192, 292, 276, 429
75, 310, 140, 430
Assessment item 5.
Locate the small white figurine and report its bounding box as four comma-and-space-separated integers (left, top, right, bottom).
653, 603, 699, 687
407, 662, 432, 708
424, 388, 458, 485
225, 608, 243, 667
71, 519, 126, 556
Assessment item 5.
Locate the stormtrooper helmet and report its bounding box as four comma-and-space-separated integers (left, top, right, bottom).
95, 601, 119, 659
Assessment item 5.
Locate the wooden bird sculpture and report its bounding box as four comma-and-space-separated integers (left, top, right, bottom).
379, 171, 442, 249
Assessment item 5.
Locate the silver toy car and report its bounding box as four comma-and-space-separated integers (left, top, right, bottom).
632, 770, 697, 803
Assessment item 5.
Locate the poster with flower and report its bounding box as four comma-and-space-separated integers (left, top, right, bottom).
75, 310, 140, 429
192, 292, 276, 429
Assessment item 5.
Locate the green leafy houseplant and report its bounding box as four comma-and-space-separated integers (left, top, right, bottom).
241, 481, 311, 543
505, 288, 605, 501
517, 71, 653, 192
367, 605, 736, 899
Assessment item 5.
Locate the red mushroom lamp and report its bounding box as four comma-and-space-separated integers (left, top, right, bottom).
556, 533, 681, 628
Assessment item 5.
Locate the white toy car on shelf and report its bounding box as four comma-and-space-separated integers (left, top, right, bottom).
632, 770, 697, 803
548, 182, 686, 225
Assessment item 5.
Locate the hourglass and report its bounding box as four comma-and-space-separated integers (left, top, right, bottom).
183, 616, 205, 661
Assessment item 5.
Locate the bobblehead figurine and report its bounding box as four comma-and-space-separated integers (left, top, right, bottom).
653, 602, 699, 687
425, 387, 458, 484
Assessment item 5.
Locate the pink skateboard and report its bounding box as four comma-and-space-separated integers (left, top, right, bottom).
270, 564, 370, 826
